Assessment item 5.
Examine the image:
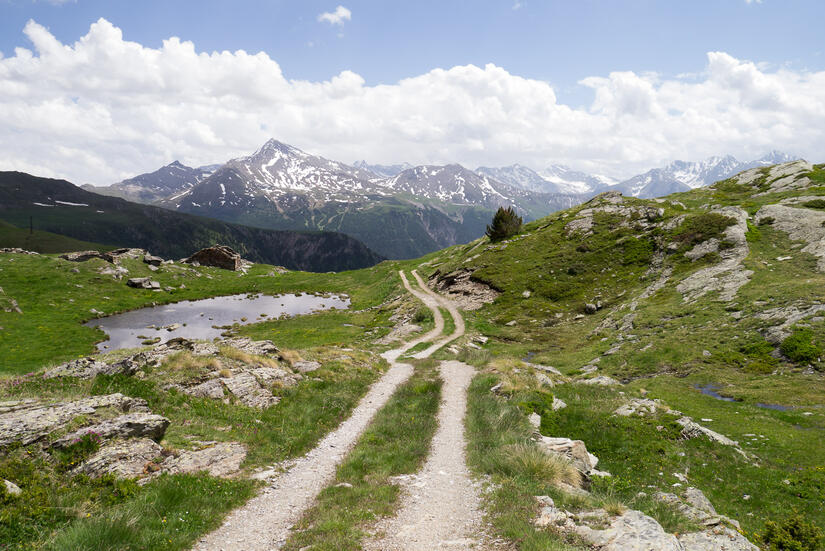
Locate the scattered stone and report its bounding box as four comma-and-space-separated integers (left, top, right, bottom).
183, 245, 243, 271
535, 372, 555, 387
552, 396, 567, 411
184, 378, 226, 400
584, 303, 598, 315
572, 509, 683, 551
490, 382, 504, 394
52, 413, 170, 449
0, 248, 38, 255
221, 337, 279, 357
126, 277, 161, 290
165, 323, 181, 332
580, 364, 599, 374
614, 398, 660, 417
75, 437, 164, 478
528, 412, 541, 429
702, 350, 711, 357
538, 436, 600, 475
526, 362, 562, 375
221, 372, 280, 409
3, 479, 22, 496
292, 360, 321, 373
0, 286, 22, 314
505, 320, 517, 326
580, 375, 620, 386
143, 254, 164, 266
522, 290, 532, 298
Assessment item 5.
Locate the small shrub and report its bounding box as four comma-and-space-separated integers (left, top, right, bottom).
673, 213, 737, 247
802, 199, 825, 210
780, 328, 821, 364
486, 206, 523, 242
761, 512, 823, 551
412, 307, 433, 324
54, 432, 101, 472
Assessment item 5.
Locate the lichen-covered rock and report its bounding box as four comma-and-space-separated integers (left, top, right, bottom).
52, 413, 170, 448
220, 337, 279, 357
678, 527, 759, 550
183, 245, 243, 271
184, 378, 225, 400
580, 375, 620, 386
44, 355, 143, 379
755, 204, 825, 271
572, 509, 683, 551
538, 436, 600, 475
143, 254, 164, 266
126, 277, 160, 290
221, 372, 280, 409
3, 479, 22, 496
676, 417, 737, 447
159, 442, 246, 477
0, 393, 150, 447
75, 438, 163, 478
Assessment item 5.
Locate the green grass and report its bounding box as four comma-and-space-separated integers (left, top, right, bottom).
47, 474, 256, 551
282, 363, 441, 550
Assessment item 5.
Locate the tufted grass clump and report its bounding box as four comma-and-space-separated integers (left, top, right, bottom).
497, 443, 582, 488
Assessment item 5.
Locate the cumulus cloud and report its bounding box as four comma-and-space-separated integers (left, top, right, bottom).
0, 18, 823, 185
318, 5, 351, 26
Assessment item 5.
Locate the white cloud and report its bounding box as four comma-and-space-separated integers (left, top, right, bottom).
317, 5, 351, 26
0, 18, 824, 185
745, 0, 763, 4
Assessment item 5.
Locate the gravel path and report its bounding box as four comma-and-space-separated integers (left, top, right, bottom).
364, 360, 490, 551
409, 270, 465, 358
192, 270, 453, 550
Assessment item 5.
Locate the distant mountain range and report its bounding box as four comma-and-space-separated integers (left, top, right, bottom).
90, 140, 581, 259
86, 141, 798, 259
0, 172, 382, 272
476, 151, 797, 198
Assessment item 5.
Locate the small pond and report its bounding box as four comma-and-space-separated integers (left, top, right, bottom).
86, 293, 349, 351
694, 383, 794, 411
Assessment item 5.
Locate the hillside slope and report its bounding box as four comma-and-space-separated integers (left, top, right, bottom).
0, 172, 383, 272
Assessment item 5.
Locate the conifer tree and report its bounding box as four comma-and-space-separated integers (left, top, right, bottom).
485, 206, 522, 242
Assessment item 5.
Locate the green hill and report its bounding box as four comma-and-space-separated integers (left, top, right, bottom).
0, 219, 108, 253
0, 171, 383, 272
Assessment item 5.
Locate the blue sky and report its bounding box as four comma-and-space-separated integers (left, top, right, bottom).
2, 0, 822, 106
1, 0, 824, 184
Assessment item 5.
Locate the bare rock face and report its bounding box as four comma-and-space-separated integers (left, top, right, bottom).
755, 204, 825, 271
126, 277, 161, 290
0, 393, 150, 447
428, 269, 500, 310
75, 437, 164, 478
183, 245, 243, 271
51, 413, 170, 449
676, 206, 753, 303
60, 250, 113, 263
159, 442, 247, 477
185, 378, 225, 400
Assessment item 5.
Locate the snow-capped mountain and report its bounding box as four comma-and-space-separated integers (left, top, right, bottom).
613, 152, 798, 198
85, 161, 216, 203
539, 165, 617, 194
475, 164, 551, 194
353, 160, 413, 178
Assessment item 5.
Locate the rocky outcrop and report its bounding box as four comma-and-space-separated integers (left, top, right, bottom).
44, 355, 143, 379
534, 488, 759, 551
220, 337, 279, 357
75, 437, 164, 478
756, 302, 825, 343
428, 269, 500, 310
183, 245, 243, 271
293, 360, 321, 373
0, 393, 150, 447
579, 375, 621, 386
126, 277, 161, 289
614, 398, 661, 417
676, 207, 752, 303
0, 248, 39, 255
51, 413, 170, 449
754, 204, 825, 271
158, 442, 247, 477
564, 192, 664, 237
59, 250, 113, 263
143, 254, 164, 266
220, 372, 280, 409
